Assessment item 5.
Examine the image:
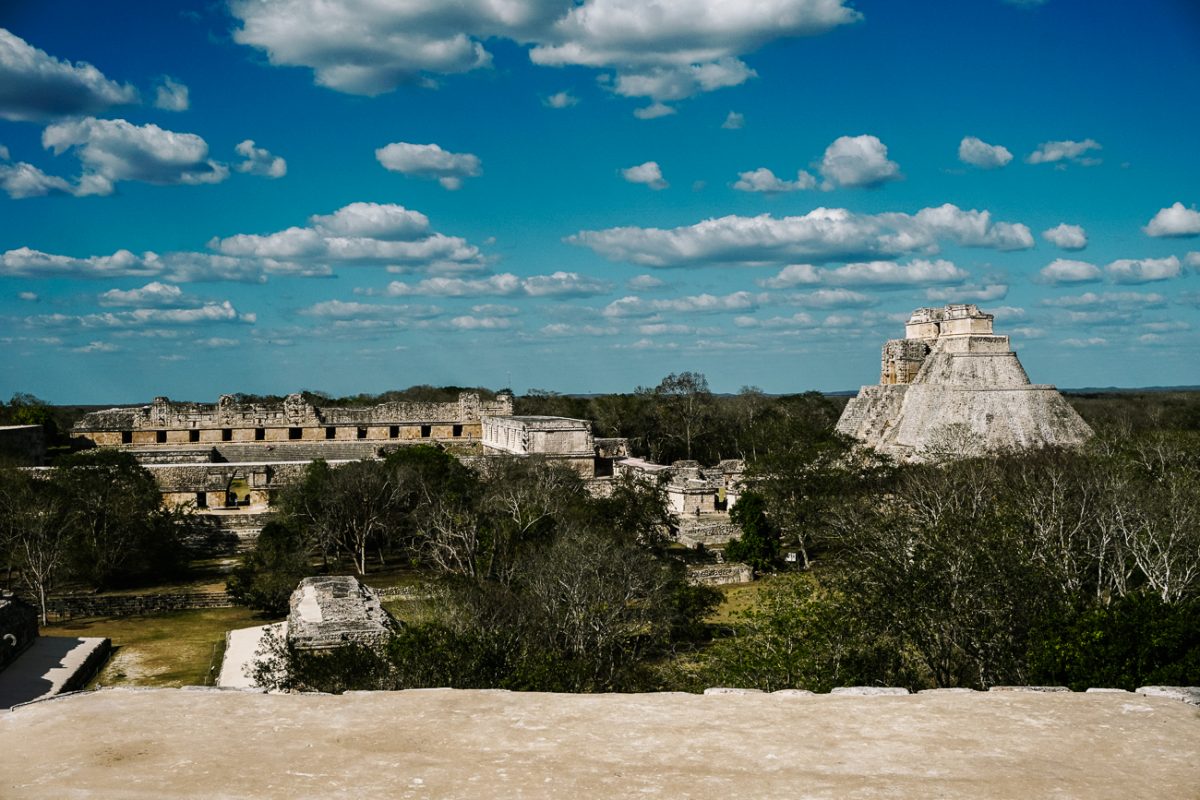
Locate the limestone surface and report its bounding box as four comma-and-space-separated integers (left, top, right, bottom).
836, 304, 1093, 460
2, 687, 1198, 798
286, 576, 397, 651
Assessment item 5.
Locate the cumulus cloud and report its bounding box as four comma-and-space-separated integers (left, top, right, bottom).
1041, 291, 1166, 310
1, 247, 160, 279
1106, 256, 1181, 284
298, 300, 440, 320
1143, 202, 1200, 238
958, 136, 1012, 169
544, 90, 578, 108
733, 167, 816, 194
4, 201, 486, 283
0, 29, 138, 121
98, 282, 192, 308
1042, 223, 1088, 250
913, 204, 1034, 250
822, 259, 969, 287
818, 135, 901, 189
381, 270, 611, 298
154, 77, 189, 111
569, 203, 1031, 268
628, 274, 666, 290
235, 139, 287, 178
1026, 139, 1102, 166
622, 161, 667, 190
25, 301, 254, 329
1062, 337, 1108, 348
228, 0, 860, 113
722, 111, 744, 129
924, 283, 1008, 303
539, 323, 619, 337
787, 288, 877, 308
602, 291, 764, 318
42, 117, 228, 195
375, 142, 481, 190
210, 202, 484, 272
733, 312, 816, 330
0, 158, 77, 198
632, 102, 676, 120
1036, 258, 1102, 285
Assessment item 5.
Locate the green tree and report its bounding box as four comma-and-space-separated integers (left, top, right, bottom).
227, 521, 314, 615
725, 492, 780, 572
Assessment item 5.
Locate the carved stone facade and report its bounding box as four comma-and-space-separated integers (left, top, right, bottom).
72, 391, 514, 448
482, 415, 628, 478
837, 304, 1093, 460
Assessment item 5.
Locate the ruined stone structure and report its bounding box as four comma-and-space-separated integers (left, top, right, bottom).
482, 415, 628, 478
73, 391, 513, 450
836, 305, 1093, 460
286, 576, 398, 651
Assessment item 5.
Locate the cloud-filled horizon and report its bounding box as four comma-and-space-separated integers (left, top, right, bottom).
1, 1, 1198, 403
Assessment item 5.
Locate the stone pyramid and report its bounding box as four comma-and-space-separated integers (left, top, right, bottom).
835, 304, 1093, 460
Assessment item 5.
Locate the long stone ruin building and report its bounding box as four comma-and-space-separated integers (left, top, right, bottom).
836, 304, 1093, 460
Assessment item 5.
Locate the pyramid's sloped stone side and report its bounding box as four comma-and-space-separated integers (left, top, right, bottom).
836, 308, 1093, 461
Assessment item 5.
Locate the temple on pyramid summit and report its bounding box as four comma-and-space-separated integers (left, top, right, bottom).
835, 304, 1093, 460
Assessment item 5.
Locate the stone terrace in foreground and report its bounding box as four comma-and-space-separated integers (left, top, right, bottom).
1, 687, 1197, 799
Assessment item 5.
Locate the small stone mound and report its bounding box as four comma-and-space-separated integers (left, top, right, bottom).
286, 576, 398, 651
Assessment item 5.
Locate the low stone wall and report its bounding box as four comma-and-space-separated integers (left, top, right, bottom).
687, 563, 754, 586
45, 591, 235, 621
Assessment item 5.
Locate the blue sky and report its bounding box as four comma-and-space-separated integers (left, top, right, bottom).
1, 0, 1198, 403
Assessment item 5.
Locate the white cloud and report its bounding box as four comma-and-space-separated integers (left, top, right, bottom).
310, 203, 431, 240
0, 29, 138, 122
544, 90, 578, 108
298, 300, 439, 320
1026, 139, 1102, 166
99, 282, 191, 308
0, 247, 160, 279
0, 158, 77, 198
235, 139, 287, 178
924, 283, 1008, 303
18, 291, 38, 301
4, 201, 485, 284
632, 102, 676, 120
73, 340, 121, 353
42, 117, 228, 195
913, 204, 1034, 250
26, 301, 254, 329
449, 315, 514, 330
1188, 252, 1200, 271
823, 259, 968, 287
1106, 256, 1181, 284
1041, 291, 1166, 309
622, 161, 667, 190
539, 322, 619, 337
818, 134, 901, 189
523, 271, 612, 297
229, 0, 859, 113
1063, 337, 1108, 348
958, 136, 1012, 169
197, 337, 239, 348
210, 202, 483, 272
1036, 259, 1102, 285
382, 270, 610, 298
722, 111, 744, 129
758, 264, 820, 289
375, 141, 481, 190
733, 167, 816, 194
1042, 223, 1088, 251
570, 204, 1032, 268
154, 77, 189, 111
470, 304, 520, 316
1143, 202, 1200, 238
602, 291, 764, 318
627, 274, 665, 290
787, 288, 877, 308
733, 312, 816, 330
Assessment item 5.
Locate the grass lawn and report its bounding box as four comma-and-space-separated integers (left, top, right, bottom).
707, 576, 774, 625
41, 606, 280, 688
